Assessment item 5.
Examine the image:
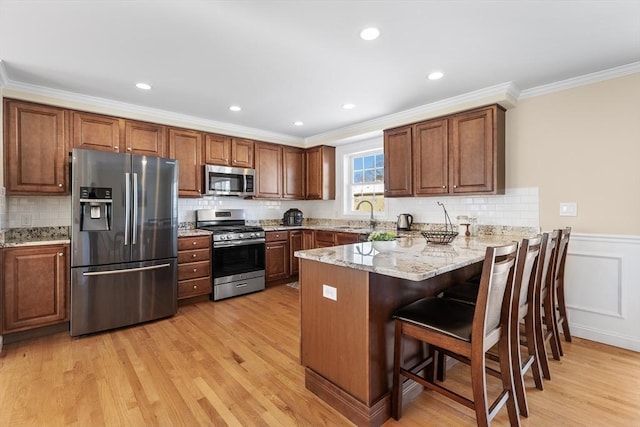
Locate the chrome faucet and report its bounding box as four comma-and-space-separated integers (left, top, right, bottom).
356, 200, 376, 230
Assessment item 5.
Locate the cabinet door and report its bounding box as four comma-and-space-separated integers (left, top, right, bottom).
4, 99, 68, 194
289, 230, 303, 276
203, 133, 231, 165
283, 146, 305, 199
306, 146, 335, 200
384, 126, 413, 197
314, 230, 335, 248
231, 138, 254, 168
303, 230, 315, 250
168, 128, 203, 197
413, 119, 449, 195
450, 106, 502, 194
255, 142, 282, 198
72, 111, 121, 152
334, 232, 360, 246
124, 120, 166, 157
2, 245, 69, 333
266, 241, 290, 281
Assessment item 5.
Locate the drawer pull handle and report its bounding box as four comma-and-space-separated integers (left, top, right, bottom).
193, 285, 198, 289
192, 241, 197, 245
192, 254, 197, 258
193, 268, 197, 272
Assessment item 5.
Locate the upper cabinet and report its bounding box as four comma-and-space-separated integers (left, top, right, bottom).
124, 120, 166, 157
3, 99, 68, 195
254, 142, 283, 199
306, 145, 335, 200
384, 104, 505, 198
72, 111, 121, 152
282, 146, 305, 199
168, 128, 203, 198
204, 134, 254, 168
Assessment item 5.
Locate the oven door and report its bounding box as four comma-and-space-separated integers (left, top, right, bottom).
212, 239, 265, 283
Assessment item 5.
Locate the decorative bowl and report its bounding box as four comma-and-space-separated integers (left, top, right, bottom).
372, 240, 397, 253
421, 230, 458, 244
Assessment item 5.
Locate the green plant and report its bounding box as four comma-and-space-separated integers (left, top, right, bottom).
367, 231, 397, 241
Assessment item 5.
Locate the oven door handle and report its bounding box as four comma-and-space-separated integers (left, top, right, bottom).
214, 238, 265, 248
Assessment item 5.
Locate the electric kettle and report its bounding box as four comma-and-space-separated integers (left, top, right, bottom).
397, 213, 413, 231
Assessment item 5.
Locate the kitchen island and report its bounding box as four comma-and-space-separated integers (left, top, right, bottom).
295, 234, 528, 427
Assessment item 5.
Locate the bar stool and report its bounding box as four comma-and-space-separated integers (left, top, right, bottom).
553, 227, 572, 343
438, 237, 545, 417
391, 242, 520, 427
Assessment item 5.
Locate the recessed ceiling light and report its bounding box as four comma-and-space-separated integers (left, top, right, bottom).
294, 121, 304, 126
342, 103, 356, 110
135, 82, 151, 90
229, 105, 242, 112
427, 71, 444, 80
360, 27, 380, 41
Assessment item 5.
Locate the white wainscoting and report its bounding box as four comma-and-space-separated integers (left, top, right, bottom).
565, 233, 640, 351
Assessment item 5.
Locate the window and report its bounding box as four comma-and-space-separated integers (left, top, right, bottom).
348, 150, 385, 213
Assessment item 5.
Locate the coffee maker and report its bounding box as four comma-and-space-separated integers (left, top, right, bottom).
283, 208, 303, 226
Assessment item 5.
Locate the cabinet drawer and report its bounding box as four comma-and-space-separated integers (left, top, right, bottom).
266, 231, 289, 242
178, 261, 210, 280
178, 277, 212, 299
178, 236, 210, 250
178, 248, 210, 264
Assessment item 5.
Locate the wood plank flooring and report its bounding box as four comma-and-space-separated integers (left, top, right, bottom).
1, 284, 639, 426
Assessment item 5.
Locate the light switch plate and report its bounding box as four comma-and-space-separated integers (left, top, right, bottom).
322, 284, 337, 301
559, 202, 577, 217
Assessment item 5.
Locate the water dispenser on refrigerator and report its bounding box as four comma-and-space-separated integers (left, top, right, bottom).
79, 186, 112, 231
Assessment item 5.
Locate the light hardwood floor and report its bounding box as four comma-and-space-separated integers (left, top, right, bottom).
1, 284, 638, 426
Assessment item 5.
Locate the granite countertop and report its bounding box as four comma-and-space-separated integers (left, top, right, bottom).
295, 235, 529, 282
178, 229, 212, 237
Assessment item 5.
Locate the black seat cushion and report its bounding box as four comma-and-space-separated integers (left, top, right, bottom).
441, 282, 479, 304
393, 297, 476, 342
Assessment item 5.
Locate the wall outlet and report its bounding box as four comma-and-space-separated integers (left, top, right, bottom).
20, 214, 32, 226
559, 202, 577, 217
322, 284, 337, 301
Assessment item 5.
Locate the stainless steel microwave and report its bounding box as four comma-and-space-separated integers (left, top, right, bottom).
204, 165, 255, 197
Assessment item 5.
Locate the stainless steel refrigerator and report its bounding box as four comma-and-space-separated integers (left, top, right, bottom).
70, 148, 178, 336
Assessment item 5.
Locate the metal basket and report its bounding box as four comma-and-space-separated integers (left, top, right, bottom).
421, 201, 458, 244
421, 230, 458, 244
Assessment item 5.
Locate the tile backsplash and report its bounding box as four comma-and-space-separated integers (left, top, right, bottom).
4, 187, 539, 229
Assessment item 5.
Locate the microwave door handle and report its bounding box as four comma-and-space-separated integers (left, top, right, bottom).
132, 173, 138, 245
124, 172, 130, 246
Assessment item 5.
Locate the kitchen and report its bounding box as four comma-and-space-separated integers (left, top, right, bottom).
1, 1, 639, 426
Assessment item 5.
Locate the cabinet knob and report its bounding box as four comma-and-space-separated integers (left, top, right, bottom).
193, 241, 197, 245
192, 254, 197, 258
193, 268, 197, 272
127, 147, 132, 151
193, 285, 198, 289
442, 185, 446, 189
114, 146, 119, 151
58, 252, 64, 256
58, 183, 63, 187
453, 185, 457, 188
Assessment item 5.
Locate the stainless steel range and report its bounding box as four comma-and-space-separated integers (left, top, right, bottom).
196, 209, 265, 301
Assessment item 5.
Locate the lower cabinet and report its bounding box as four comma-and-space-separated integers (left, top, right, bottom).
314, 230, 336, 248
334, 232, 361, 246
177, 235, 212, 300
2, 244, 69, 333
289, 230, 303, 276
266, 231, 290, 282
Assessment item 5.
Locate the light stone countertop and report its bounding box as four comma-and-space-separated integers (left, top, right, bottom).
178, 229, 212, 238
295, 235, 528, 282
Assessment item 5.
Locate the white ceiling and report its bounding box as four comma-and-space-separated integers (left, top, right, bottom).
1, 0, 639, 143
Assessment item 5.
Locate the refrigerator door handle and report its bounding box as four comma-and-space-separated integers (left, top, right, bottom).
124, 172, 131, 246
132, 172, 138, 245
82, 263, 172, 277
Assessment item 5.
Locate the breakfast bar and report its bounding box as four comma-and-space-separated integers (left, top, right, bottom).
295, 234, 526, 427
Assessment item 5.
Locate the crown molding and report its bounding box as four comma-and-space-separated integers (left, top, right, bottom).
519, 62, 640, 99
305, 82, 520, 146
0, 60, 8, 88
1, 79, 305, 146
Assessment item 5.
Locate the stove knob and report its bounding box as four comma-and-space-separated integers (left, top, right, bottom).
238, 234, 244, 239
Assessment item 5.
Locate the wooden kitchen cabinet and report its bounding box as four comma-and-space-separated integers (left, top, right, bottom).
254, 142, 283, 199
2, 244, 69, 333
168, 127, 203, 197
384, 104, 505, 197
334, 232, 360, 246
303, 230, 315, 250
384, 125, 413, 197
306, 145, 335, 200
266, 231, 289, 282
289, 230, 303, 276
3, 99, 68, 195
124, 120, 166, 157
283, 146, 305, 199
177, 236, 212, 300
72, 111, 121, 152
204, 134, 254, 168
314, 230, 335, 248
